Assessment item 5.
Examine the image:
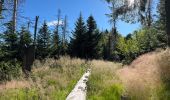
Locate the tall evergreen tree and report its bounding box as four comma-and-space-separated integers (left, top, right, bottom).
2, 21, 19, 61
18, 26, 32, 60
36, 21, 51, 59
69, 13, 87, 58
84, 15, 101, 59
19, 26, 32, 47
51, 25, 60, 58
155, 0, 167, 47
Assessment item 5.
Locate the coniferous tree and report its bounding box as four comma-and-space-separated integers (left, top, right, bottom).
18, 26, 32, 60
51, 26, 60, 58
36, 21, 51, 59
19, 26, 32, 47
84, 15, 101, 59
2, 21, 19, 61
101, 30, 110, 60
69, 13, 87, 58
155, 0, 167, 47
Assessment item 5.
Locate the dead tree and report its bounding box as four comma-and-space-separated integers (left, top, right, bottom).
12, 0, 17, 33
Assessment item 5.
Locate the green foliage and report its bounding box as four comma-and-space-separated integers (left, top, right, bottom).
36, 21, 51, 59
0, 61, 21, 82
84, 15, 102, 59
100, 30, 110, 59
116, 36, 139, 63
0, 88, 39, 100
88, 84, 123, 100
115, 28, 160, 64
19, 27, 32, 46
1, 21, 19, 61
50, 26, 60, 58
69, 15, 101, 59
69, 13, 87, 58
100, 84, 124, 100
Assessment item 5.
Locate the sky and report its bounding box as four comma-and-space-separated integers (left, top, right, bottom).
22, 0, 140, 36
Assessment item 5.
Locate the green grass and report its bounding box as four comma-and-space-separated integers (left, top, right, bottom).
0, 88, 39, 100
87, 60, 123, 100
0, 57, 87, 100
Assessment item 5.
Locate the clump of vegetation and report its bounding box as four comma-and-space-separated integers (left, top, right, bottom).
0, 61, 21, 83
87, 60, 123, 100
0, 57, 87, 100
157, 49, 170, 99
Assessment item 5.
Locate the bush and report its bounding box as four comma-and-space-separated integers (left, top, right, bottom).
0, 61, 21, 82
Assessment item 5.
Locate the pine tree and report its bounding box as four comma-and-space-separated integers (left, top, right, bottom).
84, 15, 101, 59
101, 30, 110, 60
18, 26, 32, 60
69, 13, 87, 58
19, 26, 32, 47
2, 21, 19, 61
36, 21, 51, 59
51, 26, 60, 58
155, 0, 167, 47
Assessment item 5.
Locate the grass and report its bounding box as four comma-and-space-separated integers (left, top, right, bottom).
0, 50, 169, 100
117, 49, 170, 100
157, 49, 170, 99
87, 49, 170, 100
87, 60, 123, 100
0, 56, 87, 100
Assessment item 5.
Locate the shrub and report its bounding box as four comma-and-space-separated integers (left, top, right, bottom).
0, 61, 21, 82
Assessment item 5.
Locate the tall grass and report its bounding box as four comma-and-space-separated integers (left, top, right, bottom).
117, 49, 170, 100
87, 60, 123, 100
157, 49, 170, 99
0, 56, 87, 100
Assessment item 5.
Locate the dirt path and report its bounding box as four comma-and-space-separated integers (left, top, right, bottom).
66, 69, 91, 100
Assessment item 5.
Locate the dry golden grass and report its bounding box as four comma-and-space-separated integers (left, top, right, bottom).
157, 49, 170, 81
117, 49, 170, 100
90, 60, 122, 85
0, 80, 30, 90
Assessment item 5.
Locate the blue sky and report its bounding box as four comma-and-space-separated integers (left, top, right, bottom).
22, 0, 140, 36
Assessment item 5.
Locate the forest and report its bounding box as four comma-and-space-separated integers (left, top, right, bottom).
0, 0, 170, 100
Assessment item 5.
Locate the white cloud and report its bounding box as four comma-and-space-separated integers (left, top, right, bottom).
47, 20, 63, 27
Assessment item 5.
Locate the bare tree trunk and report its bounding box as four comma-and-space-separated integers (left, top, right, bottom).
33, 16, 39, 60
57, 9, 61, 35
165, 0, 170, 47
13, 0, 18, 33
147, 0, 152, 28
56, 9, 61, 55
62, 15, 68, 55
